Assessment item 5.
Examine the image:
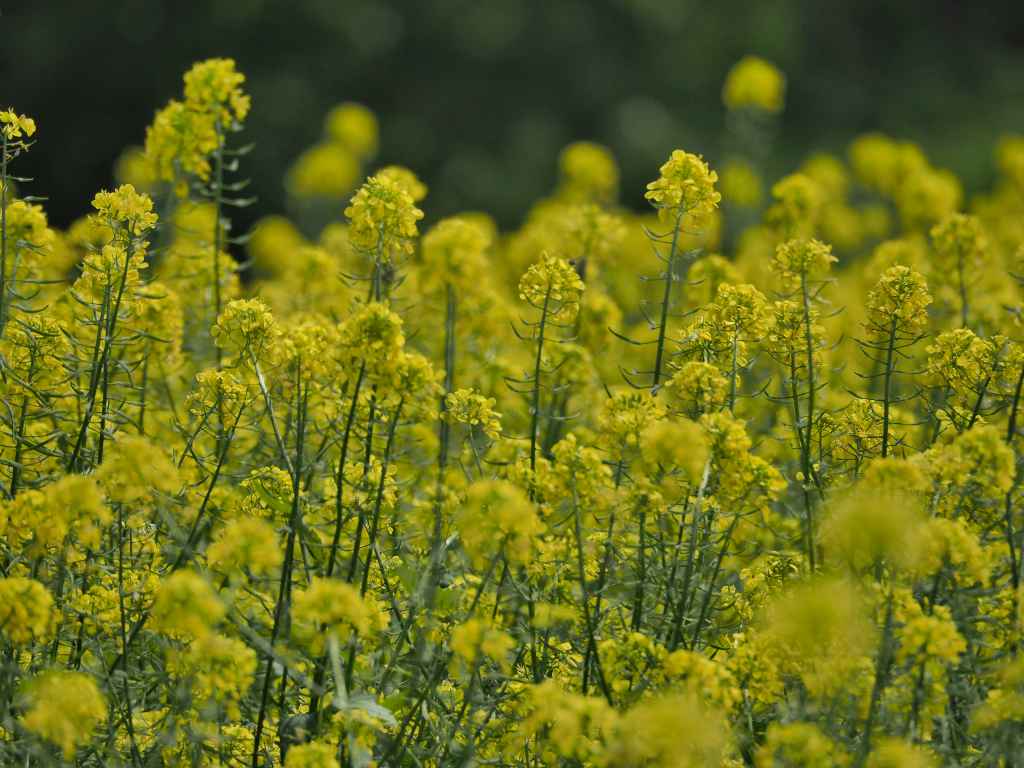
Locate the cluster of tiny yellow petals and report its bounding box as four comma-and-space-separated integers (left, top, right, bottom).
518, 252, 585, 322
344, 173, 425, 258
91, 184, 159, 235
182, 57, 250, 123
0, 108, 36, 141
645, 149, 721, 228
444, 388, 502, 439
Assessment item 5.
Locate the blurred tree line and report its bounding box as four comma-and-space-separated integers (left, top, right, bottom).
4, 0, 1024, 232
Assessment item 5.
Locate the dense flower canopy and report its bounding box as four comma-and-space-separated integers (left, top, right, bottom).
2, 55, 1024, 768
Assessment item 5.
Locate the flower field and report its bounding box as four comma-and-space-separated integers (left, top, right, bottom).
3, 55, 1024, 766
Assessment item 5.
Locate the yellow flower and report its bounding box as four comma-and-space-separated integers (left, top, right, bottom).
97, 435, 180, 504
144, 100, 218, 193
150, 569, 225, 640
755, 722, 848, 767
866, 738, 938, 768
865, 265, 932, 338
91, 184, 158, 235
607, 693, 732, 768
722, 56, 786, 113
287, 142, 360, 198
558, 140, 619, 203
345, 173, 424, 260
421, 215, 491, 290
450, 618, 515, 675
0, 108, 36, 141
457, 479, 543, 568
444, 388, 502, 439
0, 577, 54, 645
720, 160, 763, 207
292, 578, 387, 651
645, 150, 721, 230
183, 57, 250, 124
765, 174, 821, 237
206, 517, 282, 578
212, 298, 280, 363
771, 237, 836, 288
285, 742, 341, 768
20, 671, 106, 759
376, 164, 428, 202
325, 102, 379, 160
518, 252, 585, 323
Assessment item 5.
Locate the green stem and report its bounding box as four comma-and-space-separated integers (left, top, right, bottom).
652, 209, 684, 388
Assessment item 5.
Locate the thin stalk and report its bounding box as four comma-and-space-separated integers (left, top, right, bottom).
880, 316, 897, 458
0, 134, 8, 336
212, 119, 225, 367
856, 590, 895, 766
68, 239, 136, 472
253, 370, 307, 767
669, 459, 711, 650
652, 209, 685, 388
799, 270, 818, 570
529, 290, 551, 474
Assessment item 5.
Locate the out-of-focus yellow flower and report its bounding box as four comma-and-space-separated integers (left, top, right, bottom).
723, 56, 786, 113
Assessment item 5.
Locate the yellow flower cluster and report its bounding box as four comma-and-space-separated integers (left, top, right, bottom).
644, 149, 721, 228
3, 55, 1024, 767
722, 55, 786, 113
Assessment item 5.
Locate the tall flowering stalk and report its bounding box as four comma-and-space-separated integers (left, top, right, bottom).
637, 150, 721, 390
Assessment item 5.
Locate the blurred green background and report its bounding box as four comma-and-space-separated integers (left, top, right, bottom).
5, 0, 1024, 230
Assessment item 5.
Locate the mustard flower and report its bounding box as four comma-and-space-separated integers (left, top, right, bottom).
755, 722, 847, 768
0, 577, 54, 645
771, 237, 836, 287
848, 133, 927, 197
211, 297, 280, 363
664, 361, 729, 416
450, 617, 515, 675
20, 671, 106, 759
285, 742, 341, 768
645, 149, 721, 230
166, 632, 257, 719
719, 160, 763, 208
897, 167, 962, 231
206, 517, 282, 578
722, 55, 786, 113
91, 184, 158, 235
444, 388, 502, 439
765, 173, 821, 237
344, 173, 424, 258
518, 251, 585, 323
517, 681, 617, 765
144, 100, 219, 193
558, 140, 619, 203
182, 57, 250, 124
97, 435, 180, 504
376, 164, 428, 202
325, 101, 379, 159
292, 577, 387, 650
865, 739, 938, 768
150, 569, 225, 640
287, 142, 361, 198
760, 578, 875, 700
996, 134, 1024, 190
421, 215, 490, 290
606, 693, 731, 768
865, 265, 932, 338
457, 479, 544, 568
186, 368, 252, 421
0, 108, 36, 141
